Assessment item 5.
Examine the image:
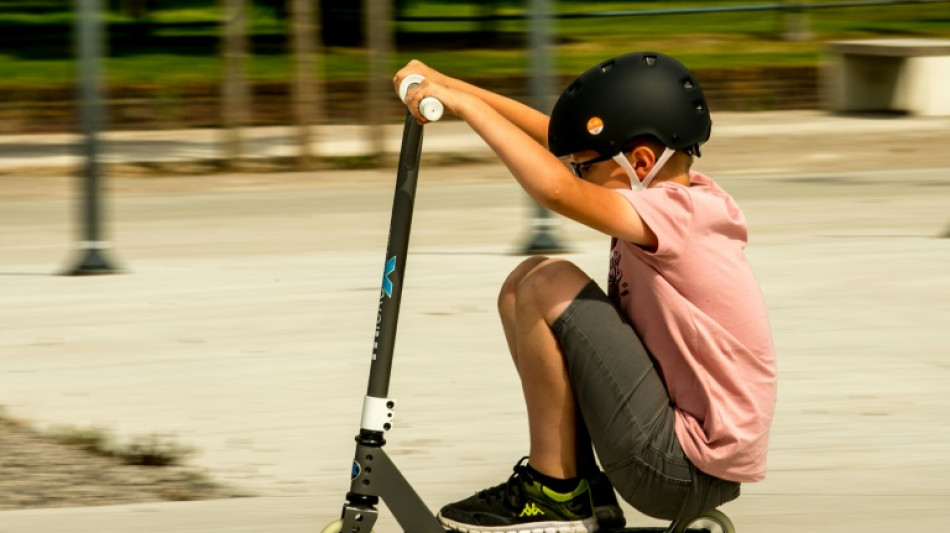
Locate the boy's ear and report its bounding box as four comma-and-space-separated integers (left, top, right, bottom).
630, 146, 658, 176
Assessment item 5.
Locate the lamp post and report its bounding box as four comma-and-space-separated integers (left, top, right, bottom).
67, 0, 119, 275
522, 0, 567, 254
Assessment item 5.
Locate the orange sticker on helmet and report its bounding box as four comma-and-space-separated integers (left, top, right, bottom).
586, 117, 604, 135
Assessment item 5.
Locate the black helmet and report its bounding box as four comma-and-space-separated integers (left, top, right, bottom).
548, 52, 711, 158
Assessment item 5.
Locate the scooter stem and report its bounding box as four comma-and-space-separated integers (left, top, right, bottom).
366, 112, 423, 401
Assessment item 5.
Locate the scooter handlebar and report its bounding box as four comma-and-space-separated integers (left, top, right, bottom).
398, 74, 444, 122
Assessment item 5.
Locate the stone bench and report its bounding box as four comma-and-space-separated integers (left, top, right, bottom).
825, 38, 950, 116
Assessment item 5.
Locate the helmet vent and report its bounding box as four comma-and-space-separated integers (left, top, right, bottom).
695, 103, 705, 112
600, 60, 615, 74
683, 79, 694, 90
643, 55, 657, 67
565, 80, 582, 96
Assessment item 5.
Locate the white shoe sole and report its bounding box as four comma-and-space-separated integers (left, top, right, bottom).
438, 514, 598, 533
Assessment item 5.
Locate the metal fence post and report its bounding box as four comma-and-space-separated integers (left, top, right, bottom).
522, 0, 567, 254
67, 0, 118, 275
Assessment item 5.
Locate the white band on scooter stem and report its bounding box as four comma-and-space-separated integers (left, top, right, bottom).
398, 74, 444, 122
361, 395, 396, 432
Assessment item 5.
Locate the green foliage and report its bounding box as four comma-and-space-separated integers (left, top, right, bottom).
0, 0, 946, 87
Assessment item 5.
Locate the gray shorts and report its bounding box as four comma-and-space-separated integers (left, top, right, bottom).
552, 281, 740, 521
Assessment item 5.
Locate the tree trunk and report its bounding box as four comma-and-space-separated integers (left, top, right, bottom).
365, 0, 394, 162
221, 0, 250, 167
290, 0, 324, 169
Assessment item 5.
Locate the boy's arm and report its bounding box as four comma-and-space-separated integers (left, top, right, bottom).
394, 61, 550, 147
401, 79, 657, 249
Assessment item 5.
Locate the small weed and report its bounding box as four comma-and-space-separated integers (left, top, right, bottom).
120, 434, 195, 467
49, 425, 115, 456
48, 425, 195, 467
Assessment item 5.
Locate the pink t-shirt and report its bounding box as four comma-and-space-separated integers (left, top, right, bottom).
608, 171, 776, 483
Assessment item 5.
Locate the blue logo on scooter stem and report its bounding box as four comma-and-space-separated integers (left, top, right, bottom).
382, 257, 396, 297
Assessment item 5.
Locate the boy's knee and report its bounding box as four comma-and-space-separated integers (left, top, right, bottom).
513, 259, 591, 321
499, 256, 549, 311
516, 258, 574, 294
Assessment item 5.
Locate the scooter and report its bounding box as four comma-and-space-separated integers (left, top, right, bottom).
322, 77, 736, 533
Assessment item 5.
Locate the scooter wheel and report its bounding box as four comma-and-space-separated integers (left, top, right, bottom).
320, 519, 376, 533
320, 519, 345, 533
671, 509, 736, 533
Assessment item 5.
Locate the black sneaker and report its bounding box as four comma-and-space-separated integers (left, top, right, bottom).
587, 472, 625, 530
438, 458, 598, 533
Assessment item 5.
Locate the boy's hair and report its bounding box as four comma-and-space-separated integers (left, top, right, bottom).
548, 52, 711, 159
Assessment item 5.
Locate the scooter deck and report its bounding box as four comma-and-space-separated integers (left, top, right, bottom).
597, 526, 710, 533
603, 529, 677, 533
438, 529, 703, 533
604, 529, 670, 532
597, 526, 719, 533
439, 529, 700, 533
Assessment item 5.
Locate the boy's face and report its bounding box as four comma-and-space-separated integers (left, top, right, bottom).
568, 150, 610, 179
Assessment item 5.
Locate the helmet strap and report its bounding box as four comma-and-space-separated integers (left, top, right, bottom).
612, 147, 676, 190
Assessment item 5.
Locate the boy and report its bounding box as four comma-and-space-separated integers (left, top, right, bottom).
394, 52, 776, 533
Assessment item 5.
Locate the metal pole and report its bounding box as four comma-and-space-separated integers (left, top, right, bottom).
522, 0, 567, 254
67, 0, 118, 275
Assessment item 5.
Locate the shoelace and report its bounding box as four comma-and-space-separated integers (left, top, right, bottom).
475, 462, 531, 509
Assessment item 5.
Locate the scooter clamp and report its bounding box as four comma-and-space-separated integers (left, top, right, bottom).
360, 395, 396, 432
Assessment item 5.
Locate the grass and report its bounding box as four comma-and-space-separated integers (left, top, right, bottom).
48, 425, 197, 467
0, 1, 946, 88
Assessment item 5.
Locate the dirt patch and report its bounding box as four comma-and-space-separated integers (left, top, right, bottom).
0, 416, 241, 511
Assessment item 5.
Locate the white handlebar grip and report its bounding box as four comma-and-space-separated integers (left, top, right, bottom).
418, 97, 444, 122
398, 74, 444, 122
398, 74, 424, 103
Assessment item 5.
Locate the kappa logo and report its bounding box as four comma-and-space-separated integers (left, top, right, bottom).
519, 502, 545, 517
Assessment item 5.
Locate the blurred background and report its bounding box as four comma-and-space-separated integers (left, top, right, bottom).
0, 0, 947, 135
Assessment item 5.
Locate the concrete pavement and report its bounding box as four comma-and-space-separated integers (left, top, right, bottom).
1, 112, 949, 532
2, 110, 950, 175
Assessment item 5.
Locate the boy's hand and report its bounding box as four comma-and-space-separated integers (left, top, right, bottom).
393, 60, 444, 93
400, 78, 468, 124
393, 61, 468, 123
